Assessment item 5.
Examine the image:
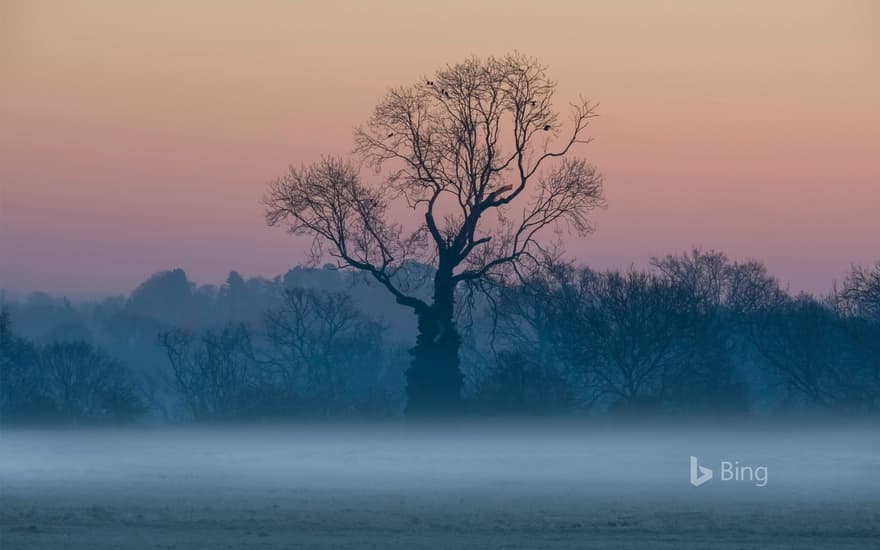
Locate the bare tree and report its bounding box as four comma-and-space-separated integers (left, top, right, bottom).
552, 267, 702, 411
751, 295, 873, 411
41, 340, 144, 423
265, 53, 604, 415
160, 324, 257, 420
651, 248, 785, 318
835, 262, 880, 407
264, 287, 384, 409
838, 261, 880, 322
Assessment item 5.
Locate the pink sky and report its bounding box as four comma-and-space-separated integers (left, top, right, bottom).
1, 0, 878, 297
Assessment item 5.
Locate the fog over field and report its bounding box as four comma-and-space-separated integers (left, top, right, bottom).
1, 424, 878, 549
4, 1, 879, 548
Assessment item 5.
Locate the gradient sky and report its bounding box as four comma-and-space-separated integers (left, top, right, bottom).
1, 0, 878, 297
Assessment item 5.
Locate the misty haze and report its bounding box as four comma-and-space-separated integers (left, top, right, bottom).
2, 2, 879, 549
3, 424, 879, 549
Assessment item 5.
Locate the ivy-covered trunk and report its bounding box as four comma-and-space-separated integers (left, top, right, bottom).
404, 272, 463, 416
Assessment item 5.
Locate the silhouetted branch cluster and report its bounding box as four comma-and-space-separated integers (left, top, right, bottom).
265, 53, 604, 312
1, 310, 144, 424
486, 250, 879, 415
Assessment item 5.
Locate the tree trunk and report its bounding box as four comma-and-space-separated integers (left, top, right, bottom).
404, 273, 463, 416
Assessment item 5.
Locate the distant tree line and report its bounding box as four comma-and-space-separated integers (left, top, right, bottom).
482, 251, 879, 415
1, 251, 878, 424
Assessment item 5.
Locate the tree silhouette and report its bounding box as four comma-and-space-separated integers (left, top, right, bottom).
839, 261, 880, 322
265, 53, 604, 415
552, 267, 703, 411
836, 262, 880, 408
751, 295, 871, 411
41, 340, 144, 422
0, 308, 46, 421
160, 323, 257, 420
264, 287, 385, 410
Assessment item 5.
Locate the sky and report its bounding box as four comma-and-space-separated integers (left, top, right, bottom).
1, 0, 877, 297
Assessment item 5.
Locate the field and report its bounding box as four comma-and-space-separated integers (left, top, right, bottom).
1, 424, 878, 549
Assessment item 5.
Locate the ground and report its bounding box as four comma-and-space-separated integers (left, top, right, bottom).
1, 423, 878, 549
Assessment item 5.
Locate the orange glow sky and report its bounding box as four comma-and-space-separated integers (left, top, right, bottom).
1, 0, 878, 296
